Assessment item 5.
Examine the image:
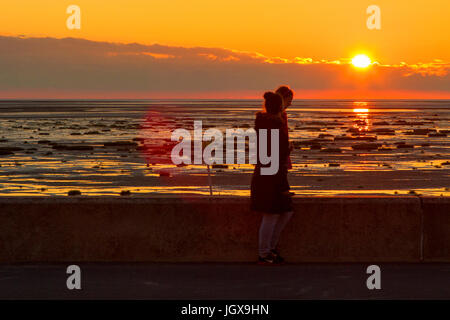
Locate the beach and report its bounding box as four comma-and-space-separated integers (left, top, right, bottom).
0, 99, 449, 197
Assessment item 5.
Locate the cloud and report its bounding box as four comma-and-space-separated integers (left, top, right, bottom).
397, 61, 450, 77
0, 35, 448, 98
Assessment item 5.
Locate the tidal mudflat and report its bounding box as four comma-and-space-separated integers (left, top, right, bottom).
0, 100, 449, 197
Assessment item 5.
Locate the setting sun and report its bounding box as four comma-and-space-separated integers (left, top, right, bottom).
351, 54, 372, 68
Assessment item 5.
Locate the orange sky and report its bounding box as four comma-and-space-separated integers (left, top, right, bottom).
1, 0, 449, 64
0, 1, 449, 98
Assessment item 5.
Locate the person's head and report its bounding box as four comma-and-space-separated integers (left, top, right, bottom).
263, 91, 283, 115
275, 85, 294, 110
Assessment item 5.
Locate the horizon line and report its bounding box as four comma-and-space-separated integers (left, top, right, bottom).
1, 98, 450, 101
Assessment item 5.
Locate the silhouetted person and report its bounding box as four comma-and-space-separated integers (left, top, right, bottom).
251, 91, 294, 265
275, 86, 295, 198
276, 85, 294, 172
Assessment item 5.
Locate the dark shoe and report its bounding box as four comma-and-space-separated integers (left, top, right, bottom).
271, 249, 285, 264
257, 253, 281, 265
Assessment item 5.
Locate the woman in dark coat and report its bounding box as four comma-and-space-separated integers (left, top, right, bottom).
251, 91, 294, 265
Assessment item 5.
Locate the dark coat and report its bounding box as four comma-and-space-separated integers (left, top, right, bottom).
250, 112, 292, 214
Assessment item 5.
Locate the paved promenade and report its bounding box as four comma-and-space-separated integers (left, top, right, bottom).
0, 263, 449, 299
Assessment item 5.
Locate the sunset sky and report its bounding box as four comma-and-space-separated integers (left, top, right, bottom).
1, 0, 449, 98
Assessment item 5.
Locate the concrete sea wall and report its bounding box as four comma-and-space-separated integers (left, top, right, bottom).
0, 196, 448, 262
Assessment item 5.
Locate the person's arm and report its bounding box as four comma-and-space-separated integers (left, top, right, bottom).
282, 111, 293, 152
278, 124, 290, 163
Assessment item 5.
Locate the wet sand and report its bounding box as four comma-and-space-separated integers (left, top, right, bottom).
0, 100, 449, 197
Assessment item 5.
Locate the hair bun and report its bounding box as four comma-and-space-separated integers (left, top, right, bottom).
263, 91, 273, 99
263, 91, 282, 114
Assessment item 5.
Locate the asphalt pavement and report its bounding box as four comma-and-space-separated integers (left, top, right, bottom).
0, 263, 449, 300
